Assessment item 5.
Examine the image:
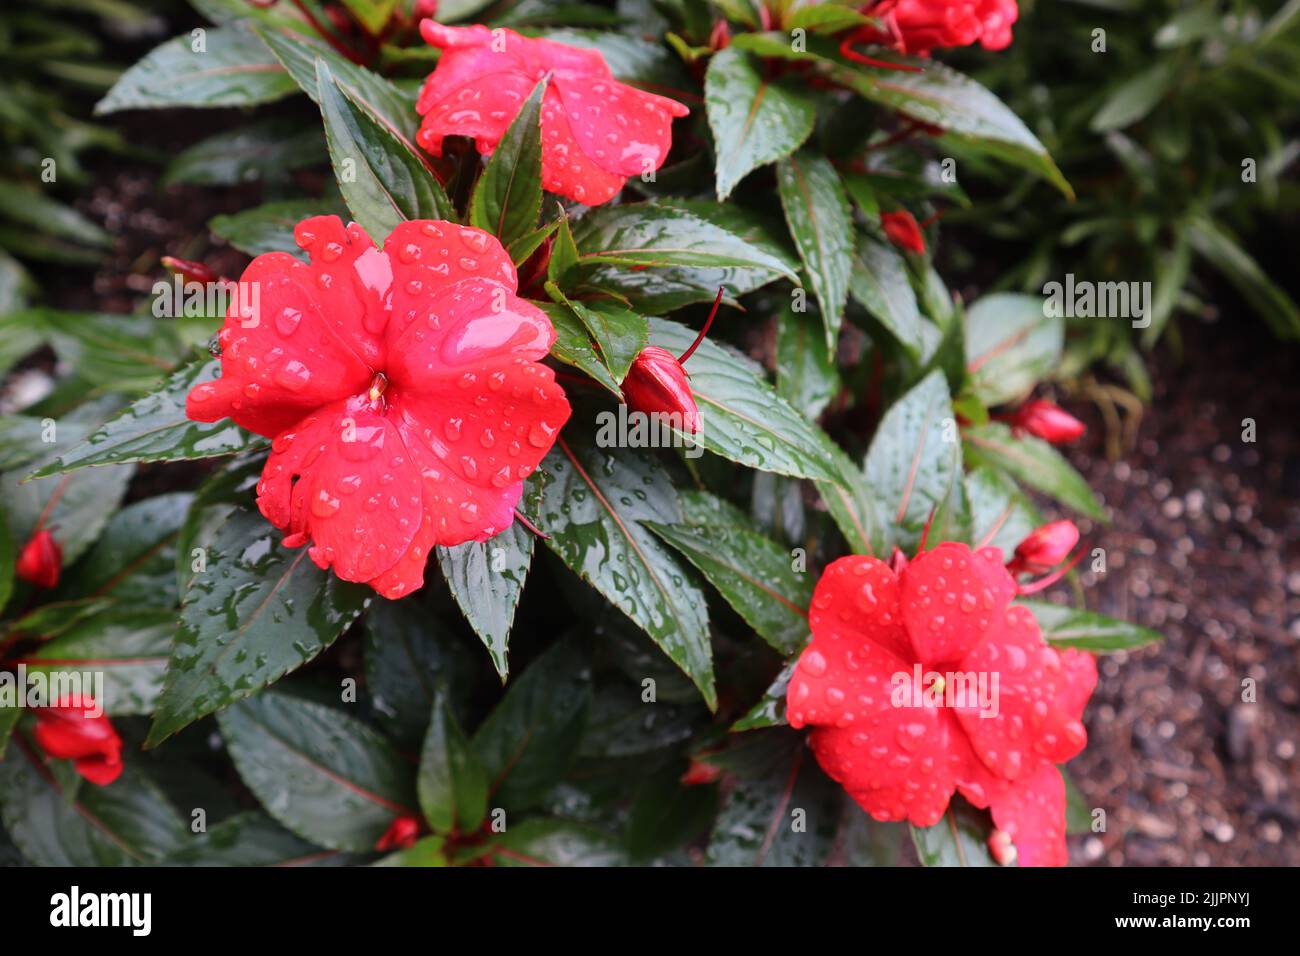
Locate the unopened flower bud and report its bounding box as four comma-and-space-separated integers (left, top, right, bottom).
15, 528, 61, 590
1008, 520, 1079, 575
1008, 399, 1085, 445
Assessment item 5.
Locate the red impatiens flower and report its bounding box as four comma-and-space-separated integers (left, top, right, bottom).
186, 215, 570, 599
786, 543, 1097, 866
1007, 398, 1086, 445
32, 695, 123, 786
880, 210, 926, 254
415, 22, 689, 206
15, 528, 62, 590
856, 0, 1019, 55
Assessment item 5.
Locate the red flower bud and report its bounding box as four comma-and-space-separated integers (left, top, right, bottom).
15, 528, 61, 590
161, 256, 217, 286
680, 759, 722, 786
620, 287, 724, 434
1008, 520, 1079, 576
880, 210, 926, 255
1009, 399, 1085, 445
709, 19, 731, 51
622, 347, 701, 433
375, 816, 422, 851
413, 0, 438, 19
32, 695, 123, 787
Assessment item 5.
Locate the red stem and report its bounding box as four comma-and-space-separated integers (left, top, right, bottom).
677, 287, 725, 366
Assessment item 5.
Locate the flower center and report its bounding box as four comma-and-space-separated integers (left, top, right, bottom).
368, 371, 388, 405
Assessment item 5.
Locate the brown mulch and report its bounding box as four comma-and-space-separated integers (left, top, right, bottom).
1061, 319, 1300, 866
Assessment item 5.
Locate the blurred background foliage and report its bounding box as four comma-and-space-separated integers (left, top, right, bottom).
945, 0, 1300, 397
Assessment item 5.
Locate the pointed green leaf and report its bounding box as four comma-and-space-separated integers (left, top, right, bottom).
965, 293, 1064, 407
316, 59, 452, 242
777, 151, 853, 348
706, 47, 815, 199
539, 437, 715, 708
964, 422, 1106, 520
147, 507, 370, 746
470, 78, 546, 248
418, 691, 488, 835
219, 691, 418, 852
647, 490, 811, 655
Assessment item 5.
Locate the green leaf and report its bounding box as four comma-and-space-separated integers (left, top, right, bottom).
839, 59, 1072, 198
470, 78, 546, 249
96, 26, 297, 113
471, 640, 591, 812
18, 607, 174, 715
256, 25, 420, 146
776, 301, 839, 420
626, 769, 718, 860
705, 47, 815, 199
436, 521, 535, 680
965, 293, 1064, 406
910, 799, 998, 866
219, 691, 418, 852
146, 507, 370, 746
964, 422, 1106, 521
0, 752, 187, 866
849, 234, 932, 359
316, 59, 452, 244
706, 730, 841, 866
647, 490, 811, 655
815, 441, 886, 558
539, 436, 715, 708
1023, 599, 1163, 652
0, 509, 14, 616
577, 199, 800, 312
163, 119, 324, 186
210, 199, 348, 259
548, 210, 581, 285
67, 491, 192, 608
562, 297, 649, 384
5, 431, 134, 567
365, 598, 476, 748
777, 151, 853, 348
573, 202, 800, 280
542, 303, 623, 395
731, 660, 795, 732
489, 818, 627, 866
1090, 60, 1178, 133
647, 318, 841, 481
340, 0, 400, 34
418, 691, 488, 835
0, 182, 112, 249
965, 466, 1040, 556
165, 811, 347, 866
787, 4, 871, 33
1186, 218, 1300, 338
863, 370, 962, 551
20, 309, 184, 391
29, 356, 262, 477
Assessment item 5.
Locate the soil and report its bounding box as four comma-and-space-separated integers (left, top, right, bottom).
1059, 317, 1300, 866
29, 140, 1299, 866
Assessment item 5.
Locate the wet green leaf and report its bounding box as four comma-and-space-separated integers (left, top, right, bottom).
147, 507, 370, 745
777, 151, 853, 349
219, 690, 418, 852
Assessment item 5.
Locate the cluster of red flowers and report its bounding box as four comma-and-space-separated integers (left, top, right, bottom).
159, 9, 1101, 865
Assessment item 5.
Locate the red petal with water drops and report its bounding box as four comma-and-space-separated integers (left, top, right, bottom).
416, 22, 687, 205
806, 555, 914, 663
257, 395, 423, 584
899, 542, 1015, 664
185, 244, 374, 442
976, 762, 1069, 866
808, 707, 972, 828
